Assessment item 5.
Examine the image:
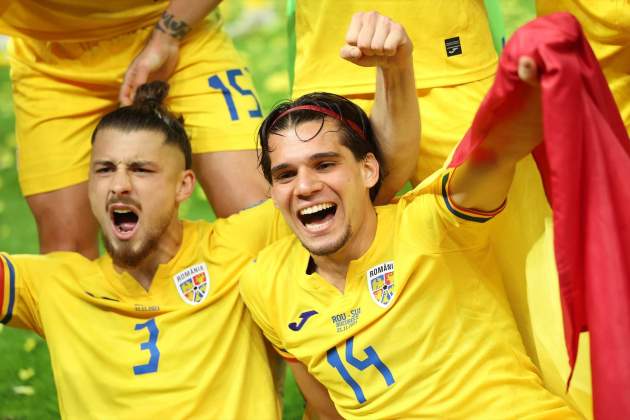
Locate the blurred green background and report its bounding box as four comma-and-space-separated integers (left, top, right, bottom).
0, 0, 535, 418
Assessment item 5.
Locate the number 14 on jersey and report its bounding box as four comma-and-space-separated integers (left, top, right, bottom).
327, 337, 395, 403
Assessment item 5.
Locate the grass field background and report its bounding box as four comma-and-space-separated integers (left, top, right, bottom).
0, 1, 534, 418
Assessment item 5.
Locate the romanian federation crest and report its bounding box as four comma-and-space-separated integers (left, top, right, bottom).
173, 263, 210, 305
366, 261, 395, 308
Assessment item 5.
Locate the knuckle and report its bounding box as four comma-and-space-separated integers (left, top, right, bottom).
364, 10, 378, 21
371, 40, 384, 52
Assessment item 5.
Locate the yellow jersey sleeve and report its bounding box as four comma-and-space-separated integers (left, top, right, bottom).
0, 253, 40, 331
239, 258, 295, 359
0, 252, 89, 334
212, 199, 292, 259
396, 169, 504, 252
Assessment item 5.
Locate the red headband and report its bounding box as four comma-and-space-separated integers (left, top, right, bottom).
270, 104, 366, 141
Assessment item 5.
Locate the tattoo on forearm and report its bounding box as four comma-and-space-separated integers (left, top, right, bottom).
155, 11, 191, 40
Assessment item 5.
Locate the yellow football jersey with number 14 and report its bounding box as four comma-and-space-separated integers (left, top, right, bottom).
0, 201, 288, 419
240, 172, 580, 418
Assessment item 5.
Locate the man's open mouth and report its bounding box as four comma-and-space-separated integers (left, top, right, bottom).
109, 206, 140, 240
297, 202, 337, 232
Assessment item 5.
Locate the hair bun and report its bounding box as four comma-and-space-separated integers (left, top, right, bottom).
133, 81, 170, 108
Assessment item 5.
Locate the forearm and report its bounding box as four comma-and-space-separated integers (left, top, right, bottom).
448, 156, 516, 211
156, 0, 222, 40
449, 86, 542, 211
371, 57, 420, 204
288, 360, 342, 420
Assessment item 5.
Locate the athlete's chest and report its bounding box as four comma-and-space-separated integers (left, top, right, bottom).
40, 257, 248, 401
39, 250, 246, 368
276, 242, 402, 358
273, 243, 502, 412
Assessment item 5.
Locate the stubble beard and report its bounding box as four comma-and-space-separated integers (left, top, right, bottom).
303, 223, 352, 257
103, 210, 174, 269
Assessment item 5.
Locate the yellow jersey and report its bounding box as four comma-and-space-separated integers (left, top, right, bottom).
0, 201, 289, 419
240, 172, 579, 418
292, 0, 498, 96
0, 0, 168, 42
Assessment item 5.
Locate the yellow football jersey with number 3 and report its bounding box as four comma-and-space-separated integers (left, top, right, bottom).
0, 201, 289, 419
240, 172, 580, 418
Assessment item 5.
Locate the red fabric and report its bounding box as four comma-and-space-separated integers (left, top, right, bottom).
449, 13, 630, 419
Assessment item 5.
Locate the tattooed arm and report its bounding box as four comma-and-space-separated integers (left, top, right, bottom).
119, 0, 222, 105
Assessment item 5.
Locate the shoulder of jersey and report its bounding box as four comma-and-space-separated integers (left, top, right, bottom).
28, 251, 105, 284
181, 219, 214, 243
47, 251, 98, 269
252, 235, 301, 274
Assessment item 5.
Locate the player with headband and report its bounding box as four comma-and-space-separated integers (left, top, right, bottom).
240, 14, 581, 418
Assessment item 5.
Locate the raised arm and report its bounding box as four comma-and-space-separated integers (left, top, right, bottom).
449, 57, 541, 211
340, 12, 419, 204
119, 0, 222, 105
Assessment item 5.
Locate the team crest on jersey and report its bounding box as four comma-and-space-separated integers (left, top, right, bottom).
173, 263, 210, 305
367, 261, 395, 308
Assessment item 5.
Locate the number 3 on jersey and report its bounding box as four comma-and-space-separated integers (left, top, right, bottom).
133, 318, 160, 375
327, 337, 395, 403
208, 68, 262, 121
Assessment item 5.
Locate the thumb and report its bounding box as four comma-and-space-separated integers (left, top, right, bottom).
119, 64, 151, 106
340, 44, 363, 62
517, 56, 539, 87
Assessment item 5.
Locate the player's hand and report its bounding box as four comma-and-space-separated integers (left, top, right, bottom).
119, 30, 180, 106
340, 12, 412, 69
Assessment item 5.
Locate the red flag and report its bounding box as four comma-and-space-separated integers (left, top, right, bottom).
449, 13, 630, 419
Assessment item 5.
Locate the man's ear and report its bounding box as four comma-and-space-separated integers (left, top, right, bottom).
362, 153, 380, 189
176, 169, 196, 203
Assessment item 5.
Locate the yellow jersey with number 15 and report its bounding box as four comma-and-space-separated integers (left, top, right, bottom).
240, 172, 579, 418
0, 201, 289, 419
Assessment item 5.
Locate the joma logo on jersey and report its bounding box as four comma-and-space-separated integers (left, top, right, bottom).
288, 310, 318, 331
367, 261, 395, 308
173, 263, 210, 305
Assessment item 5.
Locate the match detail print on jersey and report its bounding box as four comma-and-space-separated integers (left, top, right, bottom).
173, 263, 210, 305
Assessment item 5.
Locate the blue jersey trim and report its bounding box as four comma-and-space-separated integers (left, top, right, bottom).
1, 256, 16, 324
441, 173, 491, 223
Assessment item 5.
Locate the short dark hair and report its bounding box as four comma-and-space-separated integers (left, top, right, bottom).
91, 81, 192, 170
258, 92, 387, 201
